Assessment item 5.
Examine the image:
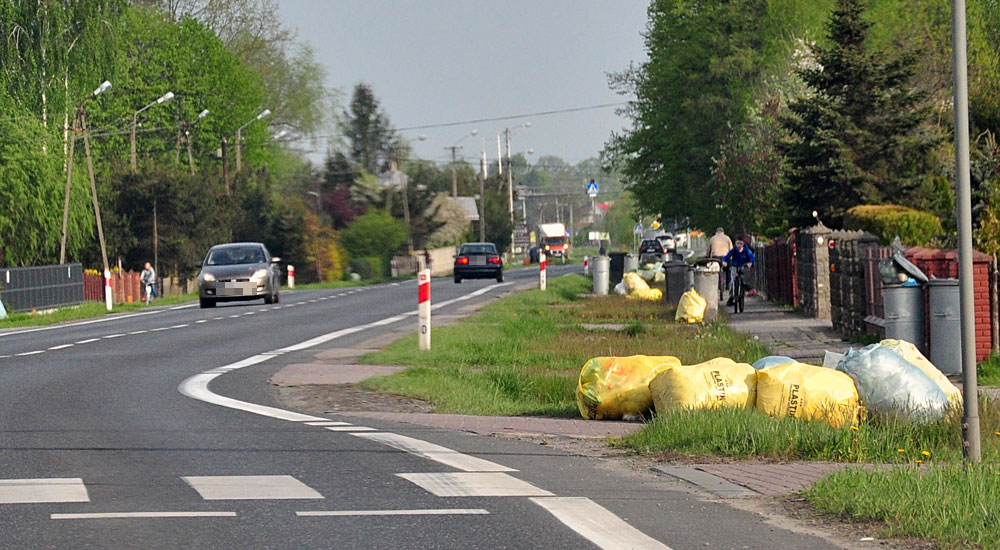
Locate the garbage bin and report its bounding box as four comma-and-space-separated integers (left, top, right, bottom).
592, 255, 610, 296
927, 278, 960, 375
883, 283, 926, 353
693, 265, 720, 322
664, 260, 689, 304
608, 252, 626, 287
624, 253, 639, 274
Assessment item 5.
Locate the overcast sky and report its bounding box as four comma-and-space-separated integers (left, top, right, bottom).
276, 0, 649, 167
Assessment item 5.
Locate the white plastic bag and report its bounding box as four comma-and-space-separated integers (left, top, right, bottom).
836, 344, 950, 422
751, 355, 795, 370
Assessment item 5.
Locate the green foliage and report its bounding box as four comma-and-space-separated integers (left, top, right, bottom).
341, 83, 395, 174
349, 256, 385, 280
341, 211, 408, 267
480, 177, 514, 253
602, 192, 637, 249
781, 0, 941, 228
843, 204, 944, 246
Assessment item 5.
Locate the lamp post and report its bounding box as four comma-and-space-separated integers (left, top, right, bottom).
60, 80, 111, 265
131, 91, 174, 172
445, 129, 478, 197
500, 122, 530, 255
306, 190, 323, 281
235, 109, 271, 173
306, 190, 321, 214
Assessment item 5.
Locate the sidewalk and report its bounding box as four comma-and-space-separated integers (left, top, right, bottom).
724, 295, 846, 364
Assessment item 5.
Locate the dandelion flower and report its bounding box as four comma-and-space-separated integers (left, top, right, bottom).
897, 449, 905, 454
915, 459, 923, 464
850, 426, 859, 431
921, 450, 930, 457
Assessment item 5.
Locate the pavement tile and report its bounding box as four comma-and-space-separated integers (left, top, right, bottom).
337, 411, 641, 438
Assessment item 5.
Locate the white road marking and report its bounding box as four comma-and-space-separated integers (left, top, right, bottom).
0, 355, 10, 359
531, 497, 673, 550
151, 327, 170, 332
183, 475, 324, 500
169, 304, 197, 310
129, 330, 149, 334
52, 511, 236, 520
304, 421, 351, 426
296, 509, 488, 517
397, 473, 553, 498
308, 299, 317, 303
213, 317, 224, 320
353, 433, 514, 472
0, 478, 89, 504
0, 310, 165, 338
228, 315, 240, 318
195, 320, 207, 324
102, 333, 124, 339
47, 344, 74, 350
324, 426, 377, 432
170, 324, 189, 329
15, 350, 45, 356
258, 308, 268, 312
243, 312, 254, 316
75, 338, 100, 344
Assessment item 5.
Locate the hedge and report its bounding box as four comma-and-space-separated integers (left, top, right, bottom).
843, 204, 944, 246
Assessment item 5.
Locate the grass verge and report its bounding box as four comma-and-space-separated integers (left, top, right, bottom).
0, 292, 197, 329
360, 274, 768, 416
978, 352, 1000, 387
805, 463, 1000, 549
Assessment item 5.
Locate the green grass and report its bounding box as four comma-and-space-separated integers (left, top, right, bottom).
806, 463, 1000, 549
361, 274, 769, 416
978, 352, 1000, 387
616, 397, 1000, 463
0, 292, 197, 329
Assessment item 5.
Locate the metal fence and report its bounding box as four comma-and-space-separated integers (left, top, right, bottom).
0, 264, 85, 313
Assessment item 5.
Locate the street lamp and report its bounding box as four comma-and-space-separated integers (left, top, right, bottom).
306, 190, 321, 213
445, 129, 478, 197
59, 80, 111, 266
131, 91, 174, 172
235, 108, 271, 173
500, 122, 531, 255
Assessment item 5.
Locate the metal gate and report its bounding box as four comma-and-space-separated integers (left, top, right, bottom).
0, 264, 85, 313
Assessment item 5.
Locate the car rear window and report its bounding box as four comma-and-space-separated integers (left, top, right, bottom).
207, 246, 265, 265
460, 244, 496, 255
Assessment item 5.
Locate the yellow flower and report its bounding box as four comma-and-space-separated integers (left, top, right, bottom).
995, 431, 1000, 436
921, 450, 930, 457
915, 459, 923, 464
897, 449, 905, 454
850, 426, 859, 431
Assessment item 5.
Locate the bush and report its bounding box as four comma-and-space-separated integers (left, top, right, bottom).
843, 204, 944, 246
341, 211, 408, 268
350, 256, 384, 280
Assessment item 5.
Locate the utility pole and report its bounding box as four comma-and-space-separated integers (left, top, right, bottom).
951, 0, 981, 463
221, 137, 230, 196
186, 126, 196, 176
235, 127, 243, 173
80, 109, 109, 274
445, 145, 461, 197
479, 148, 487, 242
59, 109, 80, 265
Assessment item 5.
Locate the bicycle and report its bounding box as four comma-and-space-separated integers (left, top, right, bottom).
731, 265, 746, 314
144, 282, 155, 306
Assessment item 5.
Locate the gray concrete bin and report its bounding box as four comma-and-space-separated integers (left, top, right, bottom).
693, 265, 720, 322
664, 260, 689, 304
927, 278, 960, 375
624, 253, 639, 274
883, 283, 926, 353
592, 255, 610, 296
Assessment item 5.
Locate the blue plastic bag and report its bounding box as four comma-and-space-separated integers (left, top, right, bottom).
836, 344, 950, 422
751, 355, 795, 370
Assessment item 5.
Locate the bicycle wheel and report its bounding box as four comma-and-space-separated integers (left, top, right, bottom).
733, 277, 742, 314
736, 277, 745, 313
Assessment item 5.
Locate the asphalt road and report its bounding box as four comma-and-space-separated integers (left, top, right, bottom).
0, 264, 841, 549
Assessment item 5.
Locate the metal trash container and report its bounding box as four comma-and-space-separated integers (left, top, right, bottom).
883, 283, 926, 353
693, 265, 720, 322
624, 253, 638, 274
928, 278, 960, 375
592, 255, 610, 296
664, 260, 689, 304
608, 252, 626, 287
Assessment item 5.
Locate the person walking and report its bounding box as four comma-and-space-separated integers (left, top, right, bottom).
140, 262, 157, 305
707, 227, 732, 261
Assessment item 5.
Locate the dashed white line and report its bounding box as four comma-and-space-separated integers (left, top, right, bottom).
47, 344, 74, 350
195, 320, 207, 324
353, 432, 514, 472
531, 497, 672, 550
129, 330, 149, 335
15, 350, 45, 356
213, 317, 224, 320
75, 338, 100, 344
102, 333, 124, 339
296, 509, 488, 517
228, 315, 240, 319
325, 426, 377, 432
151, 327, 170, 332
170, 324, 189, 329
52, 512, 236, 520
305, 421, 351, 426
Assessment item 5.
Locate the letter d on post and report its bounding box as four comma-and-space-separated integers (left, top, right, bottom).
539, 253, 547, 291
418, 268, 431, 350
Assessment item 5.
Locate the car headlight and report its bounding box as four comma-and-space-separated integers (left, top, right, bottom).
252, 269, 269, 280
201, 272, 215, 282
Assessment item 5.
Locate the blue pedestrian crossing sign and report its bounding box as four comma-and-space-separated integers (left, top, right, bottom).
586, 180, 598, 197
633, 223, 643, 235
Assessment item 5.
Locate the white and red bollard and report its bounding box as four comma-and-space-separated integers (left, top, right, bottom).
539, 253, 547, 291
418, 268, 431, 350
103, 269, 113, 311
390, 258, 399, 278
287, 265, 295, 289
583, 255, 589, 276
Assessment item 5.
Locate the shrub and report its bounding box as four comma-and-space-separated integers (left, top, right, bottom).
341, 211, 408, 267
349, 256, 384, 280
843, 204, 944, 246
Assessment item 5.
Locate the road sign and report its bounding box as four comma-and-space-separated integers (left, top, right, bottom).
586, 180, 599, 197
633, 224, 643, 235
513, 225, 531, 247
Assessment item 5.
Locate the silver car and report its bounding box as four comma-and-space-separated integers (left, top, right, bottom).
197, 242, 281, 308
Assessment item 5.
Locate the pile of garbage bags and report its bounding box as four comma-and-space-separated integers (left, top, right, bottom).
576, 339, 961, 426
613, 272, 663, 301
675, 288, 706, 324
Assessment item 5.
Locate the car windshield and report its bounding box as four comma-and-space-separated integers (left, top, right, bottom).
544, 237, 564, 244
460, 244, 496, 255
206, 246, 265, 266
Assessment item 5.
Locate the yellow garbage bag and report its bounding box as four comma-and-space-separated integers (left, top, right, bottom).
649, 358, 757, 413
880, 339, 962, 409
675, 288, 706, 324
577, 355, 681, 420
626, 288, 663, 301
756, 362, 860, 428
623, 272, 649, 293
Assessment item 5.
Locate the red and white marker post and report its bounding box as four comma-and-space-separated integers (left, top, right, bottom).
418, 268, 431, 350
287, 265, 295, 289
539, 252, 547, 291
103, 269, 113, 311
583, 255, 589, 276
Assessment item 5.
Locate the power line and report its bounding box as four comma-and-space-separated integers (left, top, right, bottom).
394, 102, 627, 132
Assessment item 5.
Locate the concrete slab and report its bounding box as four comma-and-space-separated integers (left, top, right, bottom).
269, 363, 405, 386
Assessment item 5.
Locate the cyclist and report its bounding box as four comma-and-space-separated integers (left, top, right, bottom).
707, 227, 732, 295
140, 261, 157, 305
721, 239, 754, 306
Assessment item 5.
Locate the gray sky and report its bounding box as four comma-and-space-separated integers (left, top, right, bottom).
276, 0, 649, 168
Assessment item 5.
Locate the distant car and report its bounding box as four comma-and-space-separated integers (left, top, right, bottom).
197, 242, 281, 308
638, 238, 665, 263
454, 242, 503, 283
657, 233, 677, 252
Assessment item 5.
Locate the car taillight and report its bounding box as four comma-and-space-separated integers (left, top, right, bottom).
456, 256, 469, 265
487, 256, 502, 265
